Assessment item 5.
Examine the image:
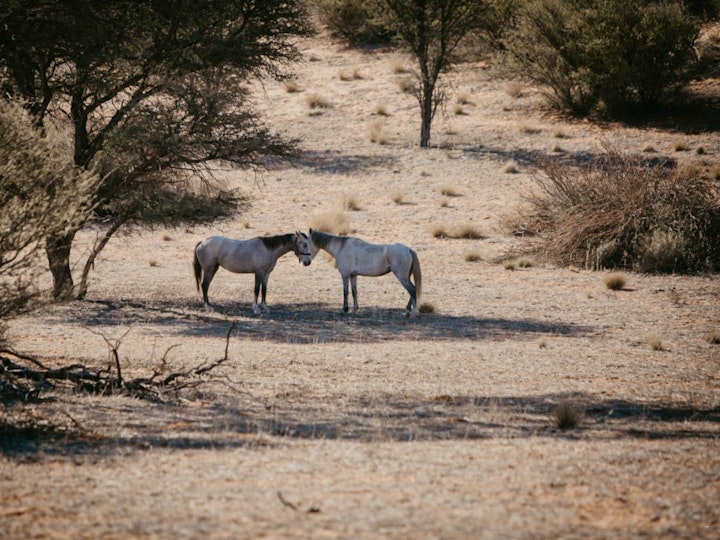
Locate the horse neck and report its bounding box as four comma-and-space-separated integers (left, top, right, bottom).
261, 234, 295, 259
312, 231, 342, 257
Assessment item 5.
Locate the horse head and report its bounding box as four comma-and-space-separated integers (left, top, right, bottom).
293, 231, 312, 266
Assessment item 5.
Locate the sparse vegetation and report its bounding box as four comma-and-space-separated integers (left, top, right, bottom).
705, 332, 720, 345
310, 207, 351, 236
284, 80, 302, 93
368, 119, 389, 144
519, 146, 720, 272
306, 93, 332, 109
432, 223, 484, 240
375, 103, 390, 116
553, 401, 584, 430
503, 256, 534, 270
464, 251, 481, 262
604, 272, 627, 291
648, 336, 666, 351
391, 188, 405, 204
503, 160, 519, 173
505, 0, 701, 116
419, 302, 436, 314
438, 184, 460, 197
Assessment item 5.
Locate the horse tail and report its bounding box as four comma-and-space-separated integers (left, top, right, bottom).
193, 241, 203, 292
410, 249, 422, 303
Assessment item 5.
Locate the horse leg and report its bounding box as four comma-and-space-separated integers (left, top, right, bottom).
201, 264, 219, 311
395, 274, 417, 316
252, 273, 263, 315
260, 274, 270, 313
342, 274, 350, 313
350, 275, 359, 314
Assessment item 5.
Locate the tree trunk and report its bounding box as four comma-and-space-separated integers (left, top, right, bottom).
76, 220, 122, 300
419, 82, 434, 148
46, 231, 76, 299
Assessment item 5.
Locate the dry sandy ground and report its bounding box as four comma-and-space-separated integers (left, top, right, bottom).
2, 35, 719, 539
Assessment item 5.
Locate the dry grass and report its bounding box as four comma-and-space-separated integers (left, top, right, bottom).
338, 67, 363, 81
374, 103, 389, 116
162, 233, 172, 241
367, 119, 389, 144
452, 103, 466, 115
519, 124, 542, 135
305, 93, 331, 110
456, 92, 472, 105
506, 81, 524, 98
537, 337, 548, 349
309, 207, 351, 235
390, 188, 404, 204
673, 138, 690, 151
338, 193, 361, 211
603, 272, 627, 290
648, 336, 666, 351
464, 250, 481, 262
148, 259, 158, 267
438, 184, 460, 197
396, 77, 416, 94
418, 302, 436, 314
390, 57, 411, 74
503, 160, 519, 173
553, 401, 584, 429
502, 256, 535, 270
283, 80, 302, 93
704, 332, 720, 345
433, 223, 484, 240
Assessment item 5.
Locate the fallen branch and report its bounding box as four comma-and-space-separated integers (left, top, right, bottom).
0, 321, 239, 403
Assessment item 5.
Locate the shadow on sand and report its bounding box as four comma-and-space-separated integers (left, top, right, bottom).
2, 392, 719, 460
70, 299, 592, 344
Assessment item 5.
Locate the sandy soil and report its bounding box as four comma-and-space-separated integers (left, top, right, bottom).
2, 34, 719, 539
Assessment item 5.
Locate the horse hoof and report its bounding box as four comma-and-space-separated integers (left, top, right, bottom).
204, 304, 214, 313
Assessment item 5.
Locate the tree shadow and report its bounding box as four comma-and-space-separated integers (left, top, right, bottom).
73, 299, 592, 343
2, 392, 718, 460
289, 150, 397, 175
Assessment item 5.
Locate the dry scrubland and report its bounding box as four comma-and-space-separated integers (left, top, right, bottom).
2, 35, 720, 538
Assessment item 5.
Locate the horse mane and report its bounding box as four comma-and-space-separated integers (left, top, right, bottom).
260, 233, 294, 250
310, 229, 346, 249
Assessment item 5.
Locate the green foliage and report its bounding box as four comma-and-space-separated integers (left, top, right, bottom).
0, 100, 98, 318
522, 146, 720, 273
0, 0, 311, 297
505, 0, 700, 116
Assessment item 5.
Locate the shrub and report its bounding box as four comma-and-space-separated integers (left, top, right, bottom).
505, 0, 701, 116
553, 401, 583, 429
316, 0, 394, 46
520, 145, 720, 272
603, 272, 627, 291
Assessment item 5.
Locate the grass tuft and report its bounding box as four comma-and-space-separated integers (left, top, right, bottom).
553, 401, 584, 430
704, 332, 720, 345
464, 250, 481, 262
367, 119, 389, 144
603, 272, 626, 291
419, 302, 436, 314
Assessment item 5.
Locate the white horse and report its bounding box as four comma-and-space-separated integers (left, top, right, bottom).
307, 228, 422, 316
193, 232, 311, 314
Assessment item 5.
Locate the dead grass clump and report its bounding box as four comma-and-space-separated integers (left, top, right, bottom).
503, 256, 534, 270
433, 223, 484, 240
396, 77, 416, 94
704, 332, 720, 345
438, 184, 460, 197
418, 302, 435, 314
456, 92, 472, 105
519, 124, 542, 135
284, 80, 302, 93
305, 93, 331, 110
673, 138, 690, 151
506, 81, 524, 98
310, 207, 351, 236
390, 57, 411, 74
338, 193, 361, 211
519, 145, 720, 272
391, 188, 404, 204
603, 272, 626, 290
374, 103, 389, 116
503, 160, 519, 173
710, 163, 720, 180
648, 336, 666, 351
367, 119, 389, 144
452, 103, 467, 115
162, 233, 172, 241
464, 250, 481, 262
553, 401, 584, 430
338, 67, 363, 81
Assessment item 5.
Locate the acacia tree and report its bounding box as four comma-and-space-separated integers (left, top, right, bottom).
0, 0, 311, 299
380, 0, 487, 147
0, 100, 97, 324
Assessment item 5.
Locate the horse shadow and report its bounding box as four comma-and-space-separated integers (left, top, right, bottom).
75, 299, 592, 344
